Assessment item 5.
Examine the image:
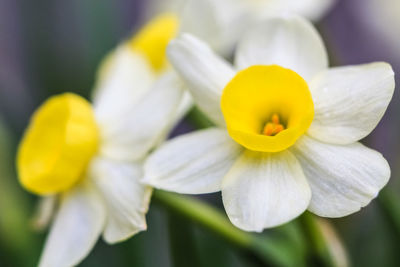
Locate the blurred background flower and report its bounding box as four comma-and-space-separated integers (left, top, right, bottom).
0, 0, 400, 266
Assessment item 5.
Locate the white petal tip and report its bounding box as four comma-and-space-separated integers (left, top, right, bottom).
103, 225, 147, 245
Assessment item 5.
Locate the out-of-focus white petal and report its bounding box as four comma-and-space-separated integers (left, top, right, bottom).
89, 157, 152, 244
235, 15, 328, 81
31, 196, 57, 231
143, 128, 243, 194
254, 0, 336, 21
92, 45, 156, 124
145, 0, 186, 17
152, 88, 194, 150
307, 62, 395, 144
97, 71, 185, 161
167, 34, 236, 126
292, 135, 390, 217
38, 182, 106, 267
360, 0, 400, 61
222, 150, 311, 232
180, 0, 252, 56
316, 219, 349, 267
174, 90, 194, 123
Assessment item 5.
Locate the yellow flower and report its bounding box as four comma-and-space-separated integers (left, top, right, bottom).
143, 15, 394, 232
18, 14, 186, 267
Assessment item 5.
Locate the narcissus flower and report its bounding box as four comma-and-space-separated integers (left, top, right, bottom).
17, 14, 186, 267
144, 0, 248, 57
143, 15, 395, 232
147, 0, 336, 56
245, 0, 336, 21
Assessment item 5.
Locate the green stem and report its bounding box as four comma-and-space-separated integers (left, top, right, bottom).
377, 188, 400, 241
153, 190, 306, 267
299, 213, 335, 267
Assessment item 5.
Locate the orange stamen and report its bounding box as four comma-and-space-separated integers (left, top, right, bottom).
262, 114, 285, 136
263, 123, 274, 136
275, 124, 284, 133
272, 113, 280, 124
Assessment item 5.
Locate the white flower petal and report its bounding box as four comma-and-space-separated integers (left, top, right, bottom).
222, 150, 311, 232
167, 33, 236, 126
256, 0, 336, 21
174, 90, 194, 124
31, 196, 57, 231
151, 88, 195, 150
292, 135, 391, 217
143, 128, 243, 194
93, 45, 156, 124
235, 15, 328, 81
180, 0, 252, 56
307, 62, 395, 144
97, 71, 185, 161
39, 182, 106, 267
89, 157, 152, 244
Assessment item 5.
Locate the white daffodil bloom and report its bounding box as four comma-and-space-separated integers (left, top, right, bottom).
245, 0, 336, 21
144, 0, 249, 57
17, 15, 186, 267
143, 15, 395, 232
146, 0, 336, 56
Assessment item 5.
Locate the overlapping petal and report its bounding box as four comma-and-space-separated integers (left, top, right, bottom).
256, 0, 336, 21
180, 0, 251, 56
39, 181, 106, 267
93, 45, 156, 123
222, 150, 311, 232
144, 128, 243, 194
31, 196, 57, 231
167, 34, 236, 126
235, 15, 328, 81
89, 157, 152, 244
307, 62, 395, 144
96, 71, 185, 161
292, 135, 390, 217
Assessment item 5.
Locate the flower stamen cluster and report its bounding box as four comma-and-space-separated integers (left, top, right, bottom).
262, 114, 285, 136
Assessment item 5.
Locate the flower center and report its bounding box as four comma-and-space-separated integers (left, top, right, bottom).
129, 13, 179, 72
262, 113, 286, 136
221, 65, 314, 152
17, 93, 99, 195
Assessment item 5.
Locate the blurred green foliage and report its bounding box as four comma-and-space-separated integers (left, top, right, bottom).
0, 118, 42, 267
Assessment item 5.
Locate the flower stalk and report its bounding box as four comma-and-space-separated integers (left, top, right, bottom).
299, 212, 336, 267
153, 190, 307, 267
378, 188, 400, 241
